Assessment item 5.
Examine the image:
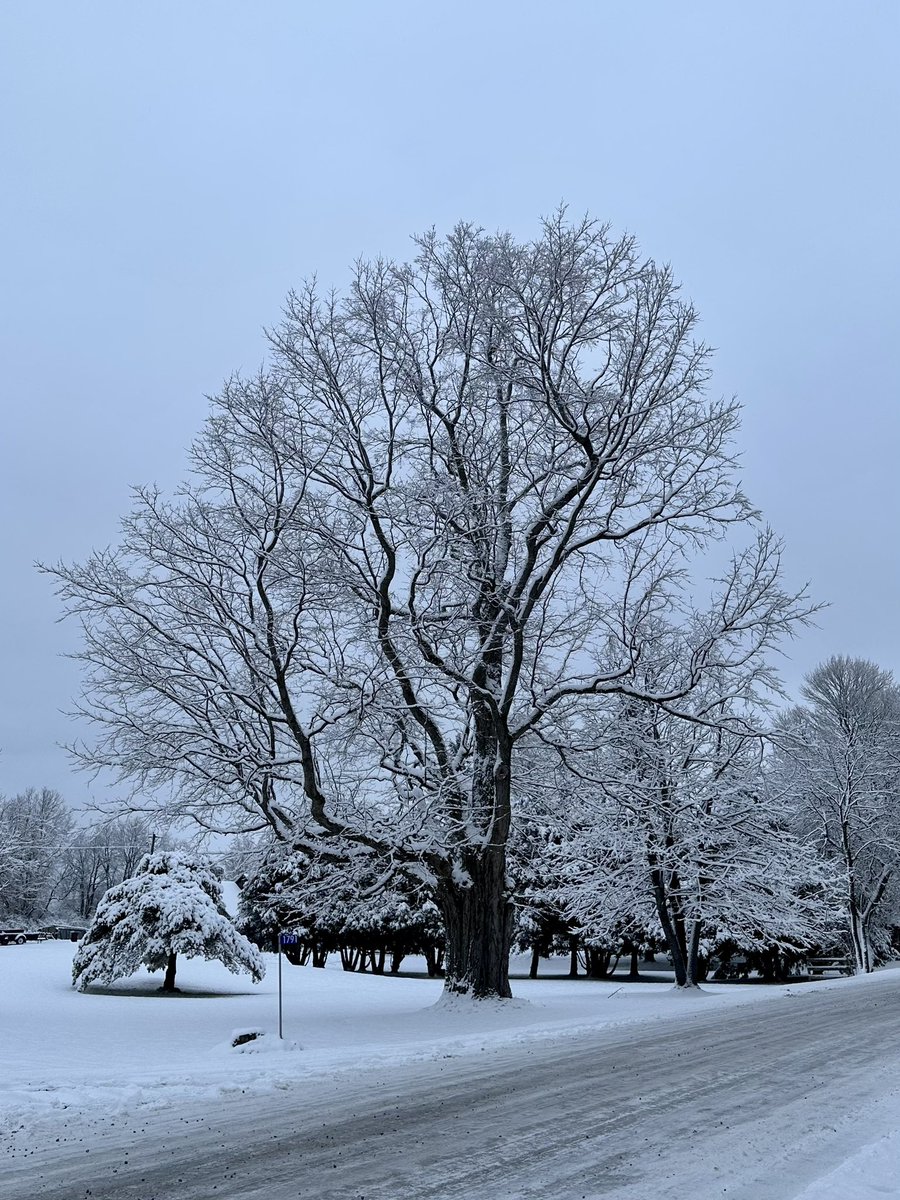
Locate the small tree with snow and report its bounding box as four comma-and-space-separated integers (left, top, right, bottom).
72, 851, 265, 992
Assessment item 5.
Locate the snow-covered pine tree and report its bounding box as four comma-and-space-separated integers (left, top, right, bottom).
510, 818, 580, 978
72, 851, 265, 992
240, 845, 445, 975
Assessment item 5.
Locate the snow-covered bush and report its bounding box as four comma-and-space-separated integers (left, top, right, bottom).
72, 851, 265, 992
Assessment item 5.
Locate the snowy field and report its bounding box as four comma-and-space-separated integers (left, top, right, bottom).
2, 942, 899, 1197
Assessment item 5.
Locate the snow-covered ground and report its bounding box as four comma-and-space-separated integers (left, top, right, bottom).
2, 942, 899, 1197
792, 1128, 900, 1200
0, 941, 758, 1130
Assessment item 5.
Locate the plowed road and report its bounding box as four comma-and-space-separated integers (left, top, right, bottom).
5, 979, 900, 1200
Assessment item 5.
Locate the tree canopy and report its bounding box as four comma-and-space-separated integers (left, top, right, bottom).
50, 212, 812, 997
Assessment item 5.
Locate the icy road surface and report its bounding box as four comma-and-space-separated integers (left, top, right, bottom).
5, 976, 900, 1200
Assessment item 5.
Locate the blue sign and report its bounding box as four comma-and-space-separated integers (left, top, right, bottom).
279, 933, 300, 945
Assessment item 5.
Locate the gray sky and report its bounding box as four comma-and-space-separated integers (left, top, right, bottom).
2, 1, 898, 804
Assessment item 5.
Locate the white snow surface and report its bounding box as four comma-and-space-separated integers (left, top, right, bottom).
2, 942, 899, 1198
791, 1128, 900, 1199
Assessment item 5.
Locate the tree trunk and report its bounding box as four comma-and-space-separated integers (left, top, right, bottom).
530, 946, 541, 980
424, 945, 444, 977
340, 946, 361, 972
284, 942, 308, 966
650, 867, 693, 987
437, 848, 512, 999
685, 920, 704, 986
757, 949, 783, 983
568, 935, 580, 978
584, 947, 614, 979
849, 902, 872, 974
843, 823, 873, 974
162, 951, 177, 992
435, 640, 514, 1000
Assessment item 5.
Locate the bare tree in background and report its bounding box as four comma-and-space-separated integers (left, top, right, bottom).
548, 683, 838, 988
62, 815, 155, 919
47, 212, 811, 997
0, 788, 73, 919
775, 656, 900, 972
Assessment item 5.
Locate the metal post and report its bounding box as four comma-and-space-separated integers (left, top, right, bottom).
277, 933, 299, 1041
278, 936, 283, 1039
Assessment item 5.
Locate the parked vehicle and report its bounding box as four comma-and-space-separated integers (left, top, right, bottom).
0, 928, 52, 946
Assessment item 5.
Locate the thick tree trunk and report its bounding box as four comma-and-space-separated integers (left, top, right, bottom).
162, 951, 177, 992
529, 946, 541, 980
843, 824, 873, 974
437, 849, 513, 999
434, 633, 515, 1000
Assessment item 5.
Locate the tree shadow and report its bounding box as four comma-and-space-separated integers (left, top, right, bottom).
78, 983, 260, 998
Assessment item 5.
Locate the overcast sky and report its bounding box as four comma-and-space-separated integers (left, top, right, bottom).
2, 1, 898, 805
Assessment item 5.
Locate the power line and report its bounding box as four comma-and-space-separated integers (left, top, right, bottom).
1, 843, 240, 856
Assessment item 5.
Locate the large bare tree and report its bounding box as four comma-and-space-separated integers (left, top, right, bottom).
48, 212, 809, 997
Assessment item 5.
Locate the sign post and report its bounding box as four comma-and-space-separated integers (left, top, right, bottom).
277, 933, 300, 1039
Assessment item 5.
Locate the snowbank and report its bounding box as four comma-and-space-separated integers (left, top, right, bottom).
792, 1117, 900, 1199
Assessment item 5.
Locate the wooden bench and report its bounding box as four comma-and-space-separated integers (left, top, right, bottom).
805, 956, 854, 977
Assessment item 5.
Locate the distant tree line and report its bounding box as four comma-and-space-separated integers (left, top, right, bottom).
0, 788, 164, 924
